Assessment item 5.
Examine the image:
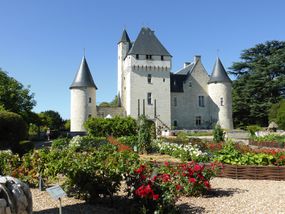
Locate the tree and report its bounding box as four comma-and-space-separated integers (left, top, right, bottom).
269, 99, 285, 130
98, 95, 119, 107
0, 69, 36, 122
0, 111, 27, 151
38, 110, 63, 131
230, 41, 285, 127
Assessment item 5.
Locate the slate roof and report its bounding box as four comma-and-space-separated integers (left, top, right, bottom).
208, 57, 231, 84
170, 73, 187, 92
176, 63, 195, 75
128, 27, 171, 56
70, 56, 97, 89
118, 29, 131, 44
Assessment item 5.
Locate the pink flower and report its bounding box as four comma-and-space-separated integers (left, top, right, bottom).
164, 161, 170, 167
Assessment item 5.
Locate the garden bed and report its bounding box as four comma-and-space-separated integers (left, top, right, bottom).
219, 164, 285, 180
249, 140, 285, 148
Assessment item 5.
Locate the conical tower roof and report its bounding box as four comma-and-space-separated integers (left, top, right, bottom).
208, 57, 231, 84
118, 29, 131, 44
128, 27, 171, 56
70, 56, 97, 89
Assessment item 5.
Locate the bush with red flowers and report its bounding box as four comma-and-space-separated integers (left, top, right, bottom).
126, 161, 221, 213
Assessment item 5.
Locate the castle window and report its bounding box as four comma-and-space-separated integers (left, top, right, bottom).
161, 56, 164, 61
220, 97, 224, 106
88, 114, 92, 118
147, 92, 152, 105
198, 96, 205, 107
89, 97, 92, 103
195, 116, 201, 126
146, 55, 152, 60
174, 97, 177, 106
173, 120, 178, 127
136, 54, 139, 59
147, 74, 152, 83
163, 78, 165, 82
189, 81, 192, 87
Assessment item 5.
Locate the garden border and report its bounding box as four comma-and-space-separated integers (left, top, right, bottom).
218, 164, 285, 180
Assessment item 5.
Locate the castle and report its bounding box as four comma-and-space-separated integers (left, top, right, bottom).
70, 27, 233, 133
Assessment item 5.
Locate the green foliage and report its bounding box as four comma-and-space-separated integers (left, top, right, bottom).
63, 119, 70, 131
230, 40, 285, 127
15, 140, 34, 156
176, 131, 189, 142
38, 110, 64, 131
118, 135, 138, 148
99, 95, 119, 107
84, 116, 137, 137
246, 125, 263, 137
253, 134, 285, 143
98, 102, 111, 107
62, 146, 140, 202
51, 138, 70, 150
137, 115, 152, 153
0, 150, 20, 175
69, 135, 107, 151
213, 124, 224, 143
214, 141, 276, 165
269, 99, 285, 130
0, 111, 28, 152
0, 69, 36, 122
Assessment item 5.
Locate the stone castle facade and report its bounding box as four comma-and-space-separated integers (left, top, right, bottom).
70, 27, 233, 132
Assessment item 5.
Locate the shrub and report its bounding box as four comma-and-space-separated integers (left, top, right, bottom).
213, 124, 224, 143
84, 116, 137, 137
15, 140, 34, 156
126, 161, 221, 213
176, 131, 189, 142
117, 135, 138, 148
62, 146, 140, 202
51, 138, 70, 150
137, 115, 152, 153
246, 125, 263, 137
0, 111, 28, 152
0, 150, 20, 175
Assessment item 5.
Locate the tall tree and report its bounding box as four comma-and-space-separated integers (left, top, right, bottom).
0, 69, 36, 122
230, 41, 285, 127
39, 110, 63, 131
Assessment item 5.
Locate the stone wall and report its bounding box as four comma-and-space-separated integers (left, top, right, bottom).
96, 106, 125, 118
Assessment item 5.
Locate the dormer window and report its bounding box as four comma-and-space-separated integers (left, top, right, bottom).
136, 54, 139, 59
146, 55, 152, 60
161, 56, 164, 61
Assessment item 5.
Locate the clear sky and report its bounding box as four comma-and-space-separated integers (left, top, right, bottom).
0, 0, 284, 119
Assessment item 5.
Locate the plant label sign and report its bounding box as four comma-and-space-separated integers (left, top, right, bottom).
46, 185, 66, 200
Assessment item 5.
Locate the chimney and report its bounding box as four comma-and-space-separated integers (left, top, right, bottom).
184, 62, 191, 68
194, 55, 201, 64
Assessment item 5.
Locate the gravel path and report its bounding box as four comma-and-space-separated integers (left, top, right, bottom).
177, 178, 285, 214
32, 178, 285, 213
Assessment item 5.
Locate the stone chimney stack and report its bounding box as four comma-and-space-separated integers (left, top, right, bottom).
183, 62, 191, 68
194, 55, 201, 64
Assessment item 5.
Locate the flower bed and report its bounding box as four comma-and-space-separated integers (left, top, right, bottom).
249, 140, 285, 148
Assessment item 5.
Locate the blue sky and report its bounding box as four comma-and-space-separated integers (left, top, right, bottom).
1, 0, 285, 119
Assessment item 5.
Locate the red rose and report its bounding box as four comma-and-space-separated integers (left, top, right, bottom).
153, 194, 159, 200
189, 177, 196, 183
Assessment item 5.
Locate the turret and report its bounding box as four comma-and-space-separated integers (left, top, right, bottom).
208, 57, 233, 130
70, 56, 97, 132
117, 29, 131, 107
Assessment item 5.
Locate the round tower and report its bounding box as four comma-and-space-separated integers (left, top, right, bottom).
70, 56, 97, 133
117, 29, 131, 107
208, 57, 233, 130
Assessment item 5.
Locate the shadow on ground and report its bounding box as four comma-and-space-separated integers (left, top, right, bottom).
204, 187, 248, 198
177, 203, 205, 214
